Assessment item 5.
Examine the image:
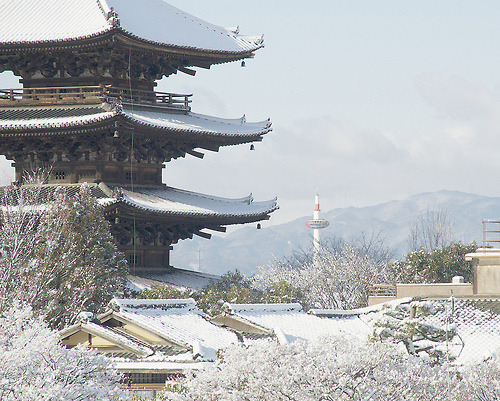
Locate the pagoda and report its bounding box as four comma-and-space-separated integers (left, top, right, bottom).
0, 0, 277, 274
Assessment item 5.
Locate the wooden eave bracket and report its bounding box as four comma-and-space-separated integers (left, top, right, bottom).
184, 148, 204, 159
194, 230, 212, 240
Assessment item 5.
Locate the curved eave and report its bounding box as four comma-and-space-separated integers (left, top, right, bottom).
0, 111, 117, 136
111, 198, 278, 222
104, 186, 278, 223
0, 30, 115, 53
0, 106, 272, 143
114, 30, 263, 61
119, 111, 272, 141
0, 30, 261, 62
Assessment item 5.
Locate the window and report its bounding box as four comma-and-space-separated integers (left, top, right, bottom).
79, 170, 95, 178
128, 254, 142, 266
54, 171, 66, 180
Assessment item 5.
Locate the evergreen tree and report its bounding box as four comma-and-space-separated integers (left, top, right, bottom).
390, 242, 477, 284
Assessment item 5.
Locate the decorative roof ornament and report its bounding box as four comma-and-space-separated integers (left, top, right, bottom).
226, 26, 240, 35
106, 7, 120, 27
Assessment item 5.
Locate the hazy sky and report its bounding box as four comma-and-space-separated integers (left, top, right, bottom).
2, 1, 500, 225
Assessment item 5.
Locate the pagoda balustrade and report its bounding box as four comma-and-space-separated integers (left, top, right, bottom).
0, 86, 192, 111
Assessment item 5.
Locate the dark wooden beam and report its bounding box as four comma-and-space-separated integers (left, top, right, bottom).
184, 149, 205, 159
206, 225, 227, 233
179, 67, 196, 76
194, 230, 212, 240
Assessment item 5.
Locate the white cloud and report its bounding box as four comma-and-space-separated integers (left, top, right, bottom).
416, 72, 500, 124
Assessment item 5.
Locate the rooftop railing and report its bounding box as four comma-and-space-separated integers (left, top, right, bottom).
0, 86, 192, 111
482, 220, 500, 247
369, 284, 396, 297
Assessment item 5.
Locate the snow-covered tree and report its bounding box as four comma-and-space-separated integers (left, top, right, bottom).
160, 336, 499, 401
0, 302, 128, 401
0, 181, 127, 328
257, 242, 393, 309
370, 299, 457, 364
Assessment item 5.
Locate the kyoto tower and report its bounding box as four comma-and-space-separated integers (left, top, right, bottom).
306, 192, 330, 253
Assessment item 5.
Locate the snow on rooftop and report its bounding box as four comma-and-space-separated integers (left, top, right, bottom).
0, 108, 115, 131
107, 0, 263, 53
226, 303, 372, 343
0, 105, 272, 138
122, 107, 272, 137
114, 360, 211, 372
110, 298, 238, 361
421, 298, 500, 364
118, 186, 278, 218
82, 322, 153, 357
227, 303, 303, 314
0, 0, 263, 54
0, 0, 110, 44
128, 269, 219, 291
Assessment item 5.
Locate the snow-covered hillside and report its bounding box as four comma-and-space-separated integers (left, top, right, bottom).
171, 190, 500, 276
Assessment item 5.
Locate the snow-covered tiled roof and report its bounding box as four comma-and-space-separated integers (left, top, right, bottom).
0, 105, 272, 138
0, 106, 114, 132
0, 0, 111, 45
0, 0, 263, 54
60, 319, 154, 357
224, 303, 372, 344
422, 297, 500, 364
32, 182, 277, 223
114, 186, 278, 219
128, 268, 219, 291
114, 360, 211, 373
121, 107, 272, 137
106, 298, 239, 361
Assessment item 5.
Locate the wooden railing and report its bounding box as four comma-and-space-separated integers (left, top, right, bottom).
0, 86, 104, 105
106, 87, 192, 110
0, 86, 192, 110
369, 284, 396, 297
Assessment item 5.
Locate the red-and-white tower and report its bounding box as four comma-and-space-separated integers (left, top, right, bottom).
306, 192, 330, 253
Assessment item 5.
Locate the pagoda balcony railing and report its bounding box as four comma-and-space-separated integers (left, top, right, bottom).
0, 86, 192, 111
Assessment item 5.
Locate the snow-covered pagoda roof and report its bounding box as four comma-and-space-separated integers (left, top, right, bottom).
111, 185, 278, 220
0, 104, 271, 139
0, 0, 263, 55
21, 182, 276, 237
127, 268, 220, 292
0, 103, 272, 152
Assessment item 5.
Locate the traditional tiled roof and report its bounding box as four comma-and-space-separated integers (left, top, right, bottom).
0, 106, 114, 132
0, 104, 272, 139
17, 182, 277, 225
113, 185, 278, 219
222, 303, 372, 344
113, 360, 210, 374
422, 297, 500, 364
60, 319, 154, 358
128, 268, 220, 292
0, 0, 263, 55
103, 298, 239, 361
121, 107, 272, 137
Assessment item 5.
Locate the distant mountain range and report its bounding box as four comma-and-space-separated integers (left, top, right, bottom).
170, 190, 500, 277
